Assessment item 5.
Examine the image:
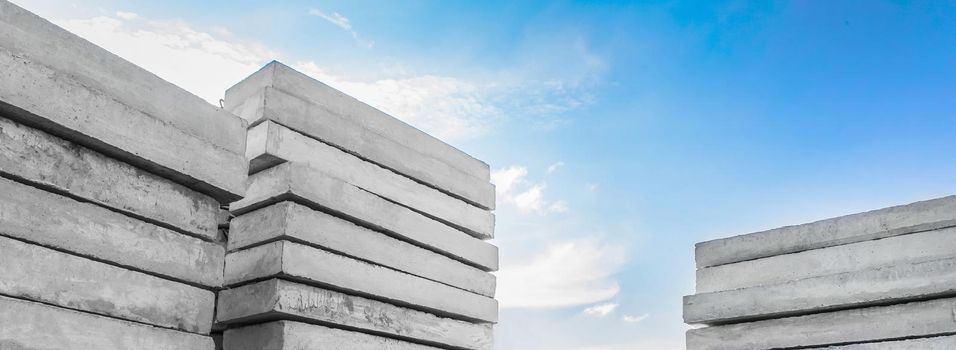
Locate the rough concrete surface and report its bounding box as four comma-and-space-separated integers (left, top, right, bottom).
695, 195, 956, 268
696, 226, 956, 293
229, 202, 496, 297
0, 235, 215, 333
685, 256, 956, 324
230, 162, 498, 271
226, 82, 494, 210
224, 241, 499, 323
0, 116, 221, 241
217, 279, 493, 350
246, 121, 494, 239
813, 335, 956, 349
0, 295, 214, 350
686, 297, 956, 350
0, 176, 225, 288
224, 321, 445, 350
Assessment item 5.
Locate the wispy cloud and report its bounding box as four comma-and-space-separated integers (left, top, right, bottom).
547, 161, 565, 174
621, 314, 650, 324
308, 8, 374, 48
582, 303, 619, 317
492, 165, 568, 214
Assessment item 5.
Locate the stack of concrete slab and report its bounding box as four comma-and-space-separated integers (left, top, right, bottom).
217, 62, 499, 350
684, 196, 956, 349
0, 1, 247, 348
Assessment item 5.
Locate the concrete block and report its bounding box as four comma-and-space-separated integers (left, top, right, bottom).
0, 176, 224, 288
685, 256, 956, 324
0, 45, 245, 202
224, 321, 445, 350
0, 295, 213, 350
225, 64, 493, 209
696, 226, 956, 293
230, 202, 496, 297
812, 335, 956, 349
696, 196, 956, 268
217, 279, 492, 350
686, 297, 956, 350
0, 116, 220, 241
223, 241, 498, 323
0, 235, 215, 333
246, 121, 494, 239
230, 162, 498, 271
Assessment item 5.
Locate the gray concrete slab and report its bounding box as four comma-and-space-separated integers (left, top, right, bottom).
223, 241, 498, 323
217, 279, 492, 350
686, 297, 956, 350
226, 72, 494, 210
229, 162, 498, 271
695, 195, 956, 268
0, 116, 221, 241
0, 235, 215, 333
813, 336, 956, 349
0, 46, 246, 202
224, 321, 444, 350
229, 202, 496, 297
696, 226, 956, 293
685, 256, 956, 324
0, 295, 214, 350
246, 121, 494, 239
0, 176, 224, 288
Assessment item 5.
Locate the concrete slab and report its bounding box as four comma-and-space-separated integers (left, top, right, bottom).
223, 241, 498, 323
0, 116, 220, 241
812, 336, 956, 349
0, 295, 214, 350
217, 279, 492, 350
226, 73, 494, 210
224, 321, 444, 350
0, 235, 215, 333
686, 297, 956, 350
695, 196, 956, 268
696, 226, 956, 293
685, 256, 956, 324
229, 202, 496, 297
0, 176, 224, 288
246, 121, 494, 239
230, 162, 498, 271
0, 47, 246, 202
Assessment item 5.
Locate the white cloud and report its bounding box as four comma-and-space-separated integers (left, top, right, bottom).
621, 314, 650, 324
586, 182, 600, 193
114, 11, 139, 20
582, 303, 619, 317
497, 239, 627, 308
548, 200, 570, 213
307, 8, 374, 48
547, 161, 565, 174
492, 165, 568, 214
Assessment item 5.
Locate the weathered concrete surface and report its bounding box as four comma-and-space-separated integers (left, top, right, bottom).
0, 40, 246, 202
0, 295, 214, 350
217, 279, 492, 350
225, 63, 494, 209
0, 116, 220, 241
695, 196, 956, 268
230, 202, 496, 297
696, 226, 956, 293
812, 335, 956, 349
224, 241, 498, 323
224, 321, 444, 350
0, 177, 225, 288
230, 163, 498, 271
0, 235, 215, 333
246, 121, 494, 239
685, 256, 956, 324
686, 297, 956, 350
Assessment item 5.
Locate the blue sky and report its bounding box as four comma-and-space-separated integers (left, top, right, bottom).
17, 0, 956, 348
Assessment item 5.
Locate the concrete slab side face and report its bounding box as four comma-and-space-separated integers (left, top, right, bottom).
0, 177, 225, 288
224, 321, 445, 350
230, 163, 499, 271
229, 202, 496, 297
685, 297, 956, 350
0, 236, 215, 333
695, 195, 956, 268
223, 241, 499, 323
0, 116, 221, 240
0, 295, 214, 350
696, 226, 956, 293
0, 45, 246, 202
0, 0, 247, 154
216, 279, 493, 350
809, 335, 956, 349
246, 121, 494, 239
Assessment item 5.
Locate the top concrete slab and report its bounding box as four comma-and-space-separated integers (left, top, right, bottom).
695, 195, 956, 268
